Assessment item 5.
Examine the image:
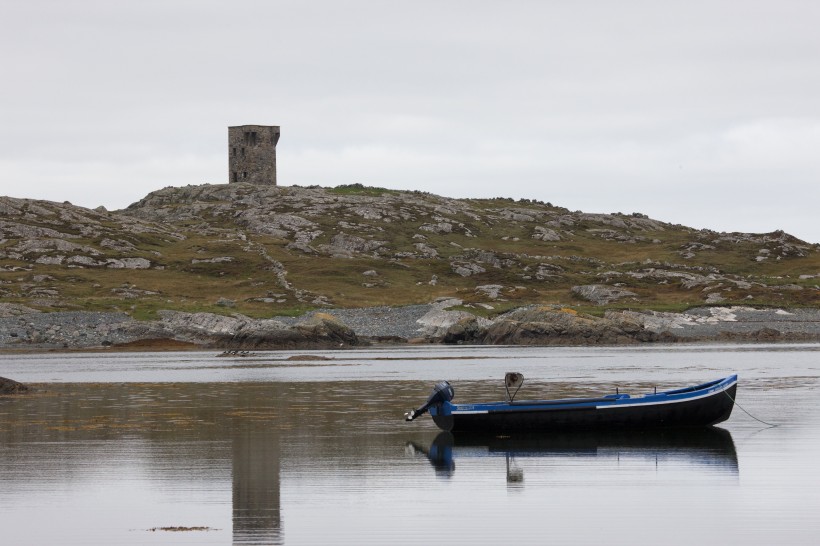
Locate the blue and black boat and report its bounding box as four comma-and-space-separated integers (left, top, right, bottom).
405, 373, 737, 433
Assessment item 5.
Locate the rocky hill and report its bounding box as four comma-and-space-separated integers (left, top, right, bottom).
1, 183, 819, 348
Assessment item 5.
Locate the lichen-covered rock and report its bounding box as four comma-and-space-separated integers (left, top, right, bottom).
227, 312, 359, 349
571, 284, 638, 305
451, 262, 486, 277
482, 307, 606, 345
323, 233, 387, 257
705, 292, 725, 304
413, 243, 439, 258
447, 306, 660, 346
295, 313, 359, 345
532, 226, 562, 241
441, 315, 484, 344
0, 303, 41, 317
156, 310, 251, 340
106, 257, 152, 269
475, 284, 504, 299
417, 307, 482, 339
535, 263, 564, 280
419, 222, 453, 234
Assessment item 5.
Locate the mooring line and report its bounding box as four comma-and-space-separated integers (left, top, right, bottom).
724, 389, 778, 427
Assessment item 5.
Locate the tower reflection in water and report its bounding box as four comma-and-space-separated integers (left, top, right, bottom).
409, 427, 739, 486
232, 427, 281, 545
230, 387, 283, 546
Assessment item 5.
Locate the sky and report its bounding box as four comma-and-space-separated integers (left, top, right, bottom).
1, 0, 819, 242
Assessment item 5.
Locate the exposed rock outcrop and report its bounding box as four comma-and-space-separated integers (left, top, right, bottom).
0, 376, 29, 395
463, 306, 659, 345
228, 312, 359, 349
571, 284, 638, 305
0, 303, 41, 317
413, 298, 476, 338
2, 304, 820, 349
0, 309, 361, 350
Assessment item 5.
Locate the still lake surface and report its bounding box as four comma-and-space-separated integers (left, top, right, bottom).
1, 344, 819, 545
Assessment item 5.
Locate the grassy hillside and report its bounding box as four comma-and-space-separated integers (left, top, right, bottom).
1, 184, 818, 319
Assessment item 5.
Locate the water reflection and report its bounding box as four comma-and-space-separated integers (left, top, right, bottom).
0, 383, 287, 545
2, 352, 819, 546
232, 429, 281, 545
409, 427, 739, 485
225, 385, 286, 545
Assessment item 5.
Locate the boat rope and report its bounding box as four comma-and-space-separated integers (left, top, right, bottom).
723, 389, 778, 427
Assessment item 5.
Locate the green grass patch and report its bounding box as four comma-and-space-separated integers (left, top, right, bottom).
328, 183, 404, 197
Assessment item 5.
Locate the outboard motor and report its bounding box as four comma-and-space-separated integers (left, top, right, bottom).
405, 381, 454, 421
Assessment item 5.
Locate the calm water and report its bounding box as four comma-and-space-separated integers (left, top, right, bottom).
1, 344, 819, 545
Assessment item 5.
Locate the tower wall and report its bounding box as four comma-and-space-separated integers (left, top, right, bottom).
229, 125, 280, 185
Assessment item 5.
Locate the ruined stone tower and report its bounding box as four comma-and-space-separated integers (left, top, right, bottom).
228, 125, 280, 185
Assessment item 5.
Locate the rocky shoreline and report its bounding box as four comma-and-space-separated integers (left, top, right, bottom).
1, 301, 819, 351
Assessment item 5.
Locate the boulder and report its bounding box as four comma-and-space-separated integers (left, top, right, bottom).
475, 284, 504, 299
0, 376, 29, 395
0, 303, 41, 317
227, 313, 359, 349
704, 292, 725, 304
416, 299, 492, 340
571, 284, 638, 305
295, 313, 359, 345
532, 227, 562, 241
451, 262, 486, 277
324, 233, 386, 256
156, 310, 249, 340
106, 257, 152, 269
439, 306, 660, 346
441, 316, 484, 344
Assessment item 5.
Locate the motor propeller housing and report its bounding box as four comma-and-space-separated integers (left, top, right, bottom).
405, 381, 454, 421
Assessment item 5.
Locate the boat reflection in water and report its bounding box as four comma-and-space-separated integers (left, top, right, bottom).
409, 427, 738, 486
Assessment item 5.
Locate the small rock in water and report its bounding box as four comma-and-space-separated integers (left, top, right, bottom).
0, 376, 30, 395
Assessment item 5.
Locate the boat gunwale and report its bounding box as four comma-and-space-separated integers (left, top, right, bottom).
442, 375, 738, 415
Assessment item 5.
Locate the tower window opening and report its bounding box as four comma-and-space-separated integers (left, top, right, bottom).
244, 131, 258, 146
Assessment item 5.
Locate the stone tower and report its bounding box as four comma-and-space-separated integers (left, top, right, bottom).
228, 125, 280, 185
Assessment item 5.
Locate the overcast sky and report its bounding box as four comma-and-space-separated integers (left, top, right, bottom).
2, 1, 819, 242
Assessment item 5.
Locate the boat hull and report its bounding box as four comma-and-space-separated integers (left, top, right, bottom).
431, 379, 736, 433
